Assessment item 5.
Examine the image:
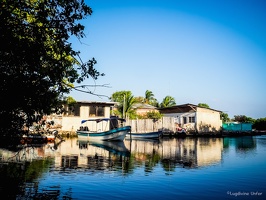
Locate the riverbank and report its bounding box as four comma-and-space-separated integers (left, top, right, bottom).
161, 130, 266, 138
55, 129, 266, 139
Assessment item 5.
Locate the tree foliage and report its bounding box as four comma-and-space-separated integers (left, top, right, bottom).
146, 110, 163, 120
253, 118, 266, 130
232, 115, 255, 124
110, 91, 137, 119
220, 112, 230, 123
144, 90, 159, 107
198, 103, 210, 109
160, 96, 176, 108
0, 0, 103, 134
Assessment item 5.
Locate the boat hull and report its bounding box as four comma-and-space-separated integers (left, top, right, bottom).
126, 131, 162, 139
77, 126, 131, 141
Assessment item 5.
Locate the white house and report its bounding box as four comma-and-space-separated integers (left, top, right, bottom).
159, 103, 222, 133
47, 101, 117, 132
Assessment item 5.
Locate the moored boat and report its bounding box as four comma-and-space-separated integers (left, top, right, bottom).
76, 117, 131, 141
126, 131, 162, 140
21, 130, 58, 144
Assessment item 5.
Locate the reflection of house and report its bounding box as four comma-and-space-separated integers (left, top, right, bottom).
132, 103, 158, 116
48, 101, 116, 132
124, 138, 223, 167
159, 103, 222, 133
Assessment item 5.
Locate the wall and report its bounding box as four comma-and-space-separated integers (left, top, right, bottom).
160, 112, 196, 131
157, 108, 222, 133
196, 107, 222, 133
48, 106, 112, 132
222, 123, 252, 132
126, 117, 175, 133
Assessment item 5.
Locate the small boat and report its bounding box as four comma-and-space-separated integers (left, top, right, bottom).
21, 130, 58, 144
126, 131, 163, 140
76, 117, 131, 141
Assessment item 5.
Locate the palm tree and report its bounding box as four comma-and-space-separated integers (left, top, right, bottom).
144, 90, 155, 103
123, 93, 137, 119
110, 91, 138, 119
160, 96, 176, 108
144, 90, 159, 107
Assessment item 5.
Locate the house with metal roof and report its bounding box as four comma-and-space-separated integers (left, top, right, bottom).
159, 103, 222, 133
132, 103, 158, 116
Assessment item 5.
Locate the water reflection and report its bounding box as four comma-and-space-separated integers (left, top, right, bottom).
124, 137, 224, 170
0, 136, 262, 199
0, 138, 228, 170
1, 137, 258, 170
223, 136, 256, 152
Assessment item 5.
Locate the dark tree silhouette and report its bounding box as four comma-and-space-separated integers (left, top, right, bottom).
0, 0, 103, 135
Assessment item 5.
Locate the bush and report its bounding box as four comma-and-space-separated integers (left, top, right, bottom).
146, 111, 163, 120
253, 118, 266, 130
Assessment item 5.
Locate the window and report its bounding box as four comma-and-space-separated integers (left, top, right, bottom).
89, 106, 105, 117
183, 117, 187, 124
73, 104, 80, 116
189, 116, 195, 123
65, 104, 80, 116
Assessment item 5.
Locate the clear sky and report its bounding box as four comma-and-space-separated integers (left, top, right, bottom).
69, 0, 266, 119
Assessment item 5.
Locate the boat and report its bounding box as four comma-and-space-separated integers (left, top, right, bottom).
21, 129, 58, 144
76, 117, 131, 141
126, 131, 163, 140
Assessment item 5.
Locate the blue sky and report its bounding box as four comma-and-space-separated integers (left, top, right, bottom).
69, 0, 266, 119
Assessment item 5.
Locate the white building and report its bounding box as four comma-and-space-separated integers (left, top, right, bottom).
159, 103, 222, 133
48, 101, 117, 132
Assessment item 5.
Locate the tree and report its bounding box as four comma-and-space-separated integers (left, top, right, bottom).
134, 96, 145, 103
144, 90, 159, 107
124, 93, 137, 119
198, 103, 210, 109
220, 112, 230, 123
253, 118, 266, 130
110, 91, 137, 119
160, 96, 176, 108
0, 0, 103, 134
144, 90, 154, 103
146, 110, 163, 120
232, 115, 255, 123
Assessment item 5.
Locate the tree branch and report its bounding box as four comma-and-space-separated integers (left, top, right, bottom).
63, 82, 111, 99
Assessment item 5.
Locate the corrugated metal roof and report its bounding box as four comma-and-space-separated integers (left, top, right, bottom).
76, 101, 117, 105
132, 103, 157, 109
159, 103, 222, 113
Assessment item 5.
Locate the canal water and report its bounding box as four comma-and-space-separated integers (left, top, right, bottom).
0, 136, 266, 200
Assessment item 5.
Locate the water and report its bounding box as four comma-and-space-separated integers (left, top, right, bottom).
0, 136, 266, 199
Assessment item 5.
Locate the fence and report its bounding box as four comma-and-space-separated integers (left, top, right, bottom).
125, 117, 176, 133
222, 122, 252, 132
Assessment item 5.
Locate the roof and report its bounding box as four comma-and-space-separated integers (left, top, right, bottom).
132, 103, 157, 110
76, 101, 117, 106
159, 103, 222, 113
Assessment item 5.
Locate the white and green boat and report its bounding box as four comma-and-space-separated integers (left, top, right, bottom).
76, 117, 131, 141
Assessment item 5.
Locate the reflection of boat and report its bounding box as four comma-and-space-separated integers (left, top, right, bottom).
76, 117, 131, 141
126, 131, 162, 139
78, 140, 130, 157
21, 130, 58, 144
